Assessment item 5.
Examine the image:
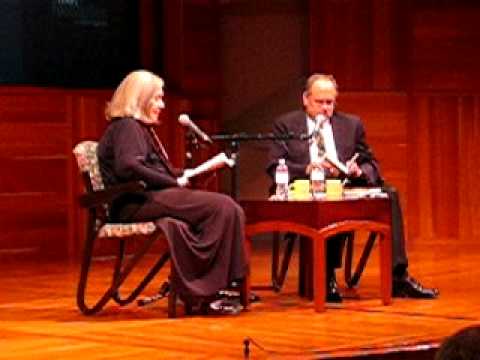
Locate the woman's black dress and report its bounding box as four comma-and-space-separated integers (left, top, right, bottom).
97, 117, 248, 299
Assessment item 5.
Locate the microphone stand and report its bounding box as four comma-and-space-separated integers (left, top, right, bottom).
185, 130, 208, 169
210, 132, 298, 200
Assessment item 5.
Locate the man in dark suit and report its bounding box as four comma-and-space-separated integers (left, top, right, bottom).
266, 73, 439, 302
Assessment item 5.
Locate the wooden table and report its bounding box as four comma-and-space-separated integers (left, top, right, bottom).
240, 197, 392, 312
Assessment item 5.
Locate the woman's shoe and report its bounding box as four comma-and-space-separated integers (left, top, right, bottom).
208, 299, 243, 315
216, 289, 261, 303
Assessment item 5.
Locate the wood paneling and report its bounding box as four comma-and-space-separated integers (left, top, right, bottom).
309, 0, 480, 245
338, 92, 408, 199
0, 87, 73, 259
309, 0, 374, 90
163, 1, 222, 190
408, 94, 480, 241
410, 7, 480, 91
164, 1, 220, 95
309, 0, 407, 91
0, 87, 189, 260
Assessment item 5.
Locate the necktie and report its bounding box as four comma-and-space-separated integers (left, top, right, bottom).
314, 123, 325, 157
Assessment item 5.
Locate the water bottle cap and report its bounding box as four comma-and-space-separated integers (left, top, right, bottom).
279, 158, 285, 165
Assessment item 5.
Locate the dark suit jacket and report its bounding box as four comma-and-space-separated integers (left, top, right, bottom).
266, 110, 383, 187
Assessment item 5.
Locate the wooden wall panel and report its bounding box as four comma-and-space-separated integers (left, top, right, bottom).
309, 0, 480, 245
0, 91, 69, 123
0, 123, 69, 158
458, 96, 480, 241
0, 87, 189, 261
164, 1, 220, 95
427, 97, 460, 238
0, 88, 71, 259
327, 93, 480, 244
1, 158, 67, 193
163, 0, 222, 189
410, 7, 480, 91
309, 0, 373, 90
338, 92, 408, 192
409, 94, 480, 242
309, 0, 407, 91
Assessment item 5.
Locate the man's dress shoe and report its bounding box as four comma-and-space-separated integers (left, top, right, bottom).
326, 275, 343, 303
393, 274, 439, 299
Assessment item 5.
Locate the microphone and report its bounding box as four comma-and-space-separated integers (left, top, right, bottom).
178, 114, 213, 143
315, 114, 328, 131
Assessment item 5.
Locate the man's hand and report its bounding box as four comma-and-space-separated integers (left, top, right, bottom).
322, 160, 340, 177
306, 161, 322, 175
306, 160, 340, 177
346, 154, 362, 178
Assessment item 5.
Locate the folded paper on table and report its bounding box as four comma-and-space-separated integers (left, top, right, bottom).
343, 187, 388, 199
183, 152, 235, 179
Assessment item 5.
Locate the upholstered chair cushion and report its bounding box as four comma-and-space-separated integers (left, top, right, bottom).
73, 140, 156, 236
98, 222, 157, 238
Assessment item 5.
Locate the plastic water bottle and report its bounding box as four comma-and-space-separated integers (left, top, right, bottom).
275, 158, 289, 200
310, 166, 325, 199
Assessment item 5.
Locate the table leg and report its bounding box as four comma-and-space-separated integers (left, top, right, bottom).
314, 238, 326, 312
380, 232, 392, 305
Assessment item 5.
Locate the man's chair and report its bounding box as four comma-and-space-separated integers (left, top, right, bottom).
73, 141, 187, 317
261, 231, 378, 294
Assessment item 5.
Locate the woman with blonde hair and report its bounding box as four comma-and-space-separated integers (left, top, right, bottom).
97, 70, 248, 314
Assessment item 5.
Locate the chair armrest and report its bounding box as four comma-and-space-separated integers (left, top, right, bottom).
79, 181, 147, 208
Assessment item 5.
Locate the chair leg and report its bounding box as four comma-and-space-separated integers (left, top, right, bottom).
113, 251, 170, 306
274, 233, 296, 291
77, 226, 163, 315
77, 213, 116, 315
298, 236, 313, 298
344, 233, 355, 287
346, 232, 377, 288
168, 282, 178, 318
252, 232, 297, 292
271, 232, 280, 287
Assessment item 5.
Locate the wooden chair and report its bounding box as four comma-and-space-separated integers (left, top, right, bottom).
264, 231, 380, 293
73, 141, 186, 317
344, 232, 378, 288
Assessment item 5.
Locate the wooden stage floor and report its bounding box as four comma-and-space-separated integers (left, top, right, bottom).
1, 238, 479, 359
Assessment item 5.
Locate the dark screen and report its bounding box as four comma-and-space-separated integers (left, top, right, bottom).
0, 0, 142, 88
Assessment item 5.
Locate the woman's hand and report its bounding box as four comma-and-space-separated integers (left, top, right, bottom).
177, 176, 189, 187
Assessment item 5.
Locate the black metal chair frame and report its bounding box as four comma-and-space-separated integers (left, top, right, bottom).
76, 167, 185, 317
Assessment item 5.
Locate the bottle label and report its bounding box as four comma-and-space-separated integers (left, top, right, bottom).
311, 168, 324, 181
275, 172, 289, 184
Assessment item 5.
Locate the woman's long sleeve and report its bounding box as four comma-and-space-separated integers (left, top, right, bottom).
112, 119, 179, 189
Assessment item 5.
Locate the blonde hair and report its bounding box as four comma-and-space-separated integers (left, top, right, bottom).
105, 70, 164, 123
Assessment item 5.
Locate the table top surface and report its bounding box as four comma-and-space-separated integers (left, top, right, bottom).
239, 196, 391, 227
